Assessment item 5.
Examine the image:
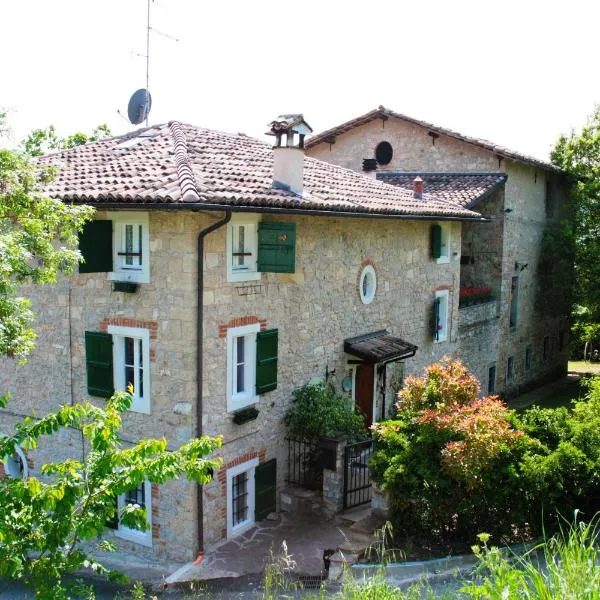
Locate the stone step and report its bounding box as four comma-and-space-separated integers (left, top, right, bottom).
280, 486, 322, 515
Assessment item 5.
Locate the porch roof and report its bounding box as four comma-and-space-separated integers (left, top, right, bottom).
344, 330, 418, 364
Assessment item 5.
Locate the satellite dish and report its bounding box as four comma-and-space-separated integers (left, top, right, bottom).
127, 89, 152, 125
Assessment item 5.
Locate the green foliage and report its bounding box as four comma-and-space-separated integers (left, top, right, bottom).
462, 515, 600, 599
371, 358, 600, 545
0, 392, 222, 598
536, 227, 575, 318
284, 381, 367, 443
552, 106, 600, 326
22, 124, 112, 157
0, 146, 94, 359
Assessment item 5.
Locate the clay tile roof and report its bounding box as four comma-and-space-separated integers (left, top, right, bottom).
39, 121, 487, 220
305, 106, 562, 173
377, 172, 507, 210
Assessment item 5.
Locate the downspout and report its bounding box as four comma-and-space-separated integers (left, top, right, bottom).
196, 210, 232, 556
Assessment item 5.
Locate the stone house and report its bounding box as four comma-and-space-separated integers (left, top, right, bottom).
0, 111, 569, 563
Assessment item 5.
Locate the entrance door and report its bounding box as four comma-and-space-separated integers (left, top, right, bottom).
355, 363, 374, 428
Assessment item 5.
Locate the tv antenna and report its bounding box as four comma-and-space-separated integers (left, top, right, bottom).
124, 0, 179, 127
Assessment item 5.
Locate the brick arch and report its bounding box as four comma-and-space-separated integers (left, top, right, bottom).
218, 316, 268, 338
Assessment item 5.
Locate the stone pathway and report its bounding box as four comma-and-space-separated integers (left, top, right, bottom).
166, 510, 355, 585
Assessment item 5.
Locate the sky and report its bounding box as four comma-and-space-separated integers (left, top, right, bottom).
1, 0, 598, 161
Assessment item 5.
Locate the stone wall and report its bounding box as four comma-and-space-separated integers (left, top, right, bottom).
200, 213, 463, 548
307, 117, 571, 398
0, 207, 465, 560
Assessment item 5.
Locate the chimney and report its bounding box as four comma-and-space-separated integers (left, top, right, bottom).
413, 176, 424, 199
267, 114, 313, 196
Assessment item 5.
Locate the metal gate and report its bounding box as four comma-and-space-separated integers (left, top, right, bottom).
343, 439, 374, 509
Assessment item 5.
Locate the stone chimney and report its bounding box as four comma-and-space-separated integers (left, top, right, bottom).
413, 176, 424, 199
267, 114, 313, 195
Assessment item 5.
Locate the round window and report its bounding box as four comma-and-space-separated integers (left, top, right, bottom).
3, 446, 28, 479
375, 141, 393, 165
359, 265, 377, 305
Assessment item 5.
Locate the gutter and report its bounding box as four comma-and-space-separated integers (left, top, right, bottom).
69, 201, 489, 223
196, 210, 232, 555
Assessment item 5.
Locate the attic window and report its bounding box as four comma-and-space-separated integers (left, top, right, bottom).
375, 141, 393, 165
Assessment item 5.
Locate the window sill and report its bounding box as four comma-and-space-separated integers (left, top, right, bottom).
227, 271, 261, 283
115, 527, 152, 548
435, 257, 450, 265
108, 271, 150, 285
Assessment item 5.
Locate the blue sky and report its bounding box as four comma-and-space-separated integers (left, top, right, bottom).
2, 0, 598, 160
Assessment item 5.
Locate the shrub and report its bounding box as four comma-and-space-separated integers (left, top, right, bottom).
284, 381, 367, 443
372, 359, 600, 547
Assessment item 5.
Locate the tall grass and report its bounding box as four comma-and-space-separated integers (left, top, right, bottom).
462, 513, 600, 599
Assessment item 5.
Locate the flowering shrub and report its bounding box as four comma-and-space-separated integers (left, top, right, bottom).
371, 358, 600, 546
459, 286, 493, 306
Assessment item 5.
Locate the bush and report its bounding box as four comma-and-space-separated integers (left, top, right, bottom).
284, 381, 367, 443
371, 358, 600, 547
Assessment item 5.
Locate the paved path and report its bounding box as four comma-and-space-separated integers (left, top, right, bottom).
167, 510, 354, 584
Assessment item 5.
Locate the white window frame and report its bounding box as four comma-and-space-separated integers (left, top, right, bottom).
227, 323, 259, 412
359, 265, 377, 305
227, 457, 258, 538
2, 443, 28, 479
108, 325, 151, 414
226, 215, 261, 283
116, 480, 152, 547
108, 212, 150, 284
435, 223, 451, 264
435, 289, 449, 342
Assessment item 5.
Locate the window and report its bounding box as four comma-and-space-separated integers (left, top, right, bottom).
543, 335, 550, 361
107, 325, 151, 414
226, 324, 279, 412
227, 324, 259, 412
509, 276, 519, 330
559, 330, 566, 352
2, 444, 28, 479
525, 346, 532, 371
507, 356, 514, 382
375, 141, 393, 165
488, 365, 496, 395
227, 216, 260, 282
116, 481, 152, 547
110, 212, 150, 284
359, 265, 377, 305
431, 223, 450, 264
433, 290, 449, 342
227, 457, 258, 537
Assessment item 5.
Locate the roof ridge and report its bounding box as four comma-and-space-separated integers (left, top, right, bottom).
169, 121, 202, 203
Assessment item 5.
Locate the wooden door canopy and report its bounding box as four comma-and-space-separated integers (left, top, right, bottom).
344, 330, 418, 364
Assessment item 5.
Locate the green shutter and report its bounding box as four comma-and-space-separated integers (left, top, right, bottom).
431, 224, 442, 259
256, 329, 278, 394
85, 331, 114, 398
79, 220, 113, 273
433, 298, 441, 341
255, 459, 277, 521
257, 222, 296, 273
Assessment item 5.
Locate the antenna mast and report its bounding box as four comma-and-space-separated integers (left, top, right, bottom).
145, 0, 151, 126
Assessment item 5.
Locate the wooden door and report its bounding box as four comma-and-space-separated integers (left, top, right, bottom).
355, 364, 374, 428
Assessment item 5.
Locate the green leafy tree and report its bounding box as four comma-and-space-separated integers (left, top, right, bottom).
551, 106, 600, 324
0, 116, 222, 597
0, 146, 94, 359
23, 124, 112, 156
0, 392, 222, 598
